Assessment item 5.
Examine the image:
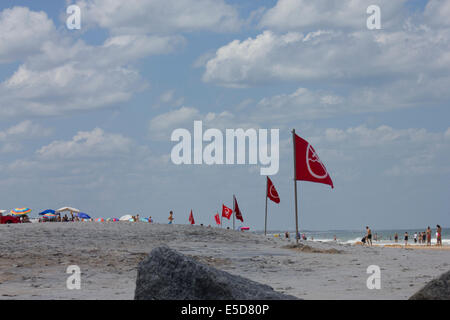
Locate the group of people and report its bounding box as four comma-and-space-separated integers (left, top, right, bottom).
363, 225, 443, 246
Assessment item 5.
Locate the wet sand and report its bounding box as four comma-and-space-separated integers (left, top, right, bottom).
1, 222, 449, 300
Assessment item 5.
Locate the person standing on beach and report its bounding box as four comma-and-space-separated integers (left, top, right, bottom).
404, 232, 409, 247
168, 211, 174, 224
394, 233, 398, 243
426, 226, 432, 246
436, 225, 442, 246
366, 226, 372, 246
414, 232, 418, 244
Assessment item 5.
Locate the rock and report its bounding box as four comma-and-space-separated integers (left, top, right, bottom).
409, 270, 450, 300
134, 246, 299, 300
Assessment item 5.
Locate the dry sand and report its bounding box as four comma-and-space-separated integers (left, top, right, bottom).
1, 222, 449, 300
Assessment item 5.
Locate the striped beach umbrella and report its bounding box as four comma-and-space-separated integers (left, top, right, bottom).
43, 213, 58, 218
11, 208, 32, 216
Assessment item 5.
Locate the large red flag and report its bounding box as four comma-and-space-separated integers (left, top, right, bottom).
214, 213, 221, 225
189, 210, 195, 225
267, 177, 280, 204
294, 133, 334, 188
233, 195, 244, 222
222, 204, 232, 220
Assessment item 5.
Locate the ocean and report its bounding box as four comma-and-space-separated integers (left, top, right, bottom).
261, 228, 450, 245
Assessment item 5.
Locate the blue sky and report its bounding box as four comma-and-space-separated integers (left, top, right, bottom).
0, 0, 449, 231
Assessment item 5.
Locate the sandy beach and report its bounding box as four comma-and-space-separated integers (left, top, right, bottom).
1, 222, 449, 300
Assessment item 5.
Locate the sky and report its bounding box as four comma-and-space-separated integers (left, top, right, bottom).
0, 0, 449, 231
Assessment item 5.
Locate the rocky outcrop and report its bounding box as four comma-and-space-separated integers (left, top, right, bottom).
409, 270, 450, 300
134, 246, 299, 300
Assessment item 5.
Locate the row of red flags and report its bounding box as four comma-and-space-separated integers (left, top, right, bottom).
189, 196, 244, 226
188, 132, 333, 226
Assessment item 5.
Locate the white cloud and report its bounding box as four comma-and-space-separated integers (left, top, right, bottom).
37, 128, 133, 159
76, 0, 242, 34
0, 120, 51, 141
259, 0, 406, 31
424, 0, 450, 27
0, 7, 55, 63
311, 125, 450, 178
0, 6, 186, 117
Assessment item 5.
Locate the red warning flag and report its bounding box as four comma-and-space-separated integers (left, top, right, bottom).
214, 213, 221, 225
222, 204, 232, 220
294, 133, 334, 188
267, 177, 280, 204
189, 210, 195, 225
233, 195, 244, 223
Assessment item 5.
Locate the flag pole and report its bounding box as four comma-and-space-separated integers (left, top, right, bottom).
292, 129, 299, 244
264, 177, 268, 236
233, 195, 235, 230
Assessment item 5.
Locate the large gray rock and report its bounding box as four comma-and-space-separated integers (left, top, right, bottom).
134, 246, 299, 300
409, 270, 450, 300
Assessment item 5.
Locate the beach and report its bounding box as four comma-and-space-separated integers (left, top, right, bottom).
1, 222, 449, 300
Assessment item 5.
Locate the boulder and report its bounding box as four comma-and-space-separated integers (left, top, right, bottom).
134, 246, 298, 300
409, 270, 450, 300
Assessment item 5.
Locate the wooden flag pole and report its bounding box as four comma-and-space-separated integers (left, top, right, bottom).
292, 129, 299, 244
264, 177, 268, 236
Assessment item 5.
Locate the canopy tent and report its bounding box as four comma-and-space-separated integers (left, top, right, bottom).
56, 207, 80, 217
39, 209, 56, 216
119, 215, 133, 221
11, 208, 32, 216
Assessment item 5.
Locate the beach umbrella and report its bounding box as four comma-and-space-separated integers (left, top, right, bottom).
95, 218, 105, 222
78, 213, 91, 219
43, 213, 58, 218
11, 208, 32, 216
39, 209, 56, 216
119, 215, 133, 221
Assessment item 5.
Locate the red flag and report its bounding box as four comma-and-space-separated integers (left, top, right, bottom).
233, 195, 244, 222
214, 213, 221, 225
189, 210, 195, 225
222, 204, 232, 220
267, 177, 280, 204
294, 133, 334, 188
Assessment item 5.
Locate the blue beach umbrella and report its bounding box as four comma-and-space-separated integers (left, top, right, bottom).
39, 209, 56, 216
78, 213, 91, 219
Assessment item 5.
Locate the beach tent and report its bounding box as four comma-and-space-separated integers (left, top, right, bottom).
39, 209, 56, 216
56, 207, 80, 214
78, 213, 91, 219
11, 208, 32, 216
119, 215, 133, 221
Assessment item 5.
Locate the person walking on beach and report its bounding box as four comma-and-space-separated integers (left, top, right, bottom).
366, 226, 372, 246
168, 211, 174, 224
404, 232, 409, 247
426, 226, 432, 246
436, 225, 442, 246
